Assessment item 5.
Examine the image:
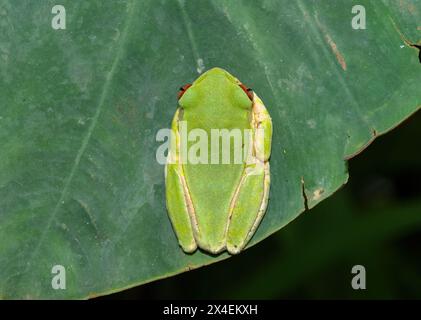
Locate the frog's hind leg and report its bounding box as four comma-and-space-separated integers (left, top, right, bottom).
226, 161, 270, 254
165, 109, 198, 253
225, 92, 272, 255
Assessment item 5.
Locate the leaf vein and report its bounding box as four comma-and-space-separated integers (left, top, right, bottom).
19, 0, 138, 280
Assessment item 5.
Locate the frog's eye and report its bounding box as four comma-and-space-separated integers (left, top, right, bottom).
239, 83, 254, 101
178, 84, 192, 100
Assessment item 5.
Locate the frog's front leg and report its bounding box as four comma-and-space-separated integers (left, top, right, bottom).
253, 94, 272, 162
165, 109, 198, 253
226, 93, 272, 254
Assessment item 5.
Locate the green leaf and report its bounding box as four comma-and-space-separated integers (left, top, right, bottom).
0, 0, 419, 299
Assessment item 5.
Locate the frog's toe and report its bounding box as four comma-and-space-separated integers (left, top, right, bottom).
196, 238, 226, 255
180, 241, 197, 254
226, 242, 243, 255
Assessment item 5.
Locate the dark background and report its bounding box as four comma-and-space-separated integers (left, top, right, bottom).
101, 111, 421, 299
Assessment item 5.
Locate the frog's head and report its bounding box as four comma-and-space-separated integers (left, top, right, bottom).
195, 67, 238, 85
178, 67, 253, 110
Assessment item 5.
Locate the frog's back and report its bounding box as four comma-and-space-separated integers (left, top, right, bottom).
181, 68, 252, 253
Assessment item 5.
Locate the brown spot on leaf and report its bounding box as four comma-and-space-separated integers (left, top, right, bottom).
312, 188, 325, 201
325, 34, 347, 71
186, 263, 195, 271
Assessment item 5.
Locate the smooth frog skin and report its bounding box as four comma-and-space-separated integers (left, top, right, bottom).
165, 67, 272, 255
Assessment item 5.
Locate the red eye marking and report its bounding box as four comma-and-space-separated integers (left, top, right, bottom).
239, 83, 254, 101
178, 84, 192, 100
